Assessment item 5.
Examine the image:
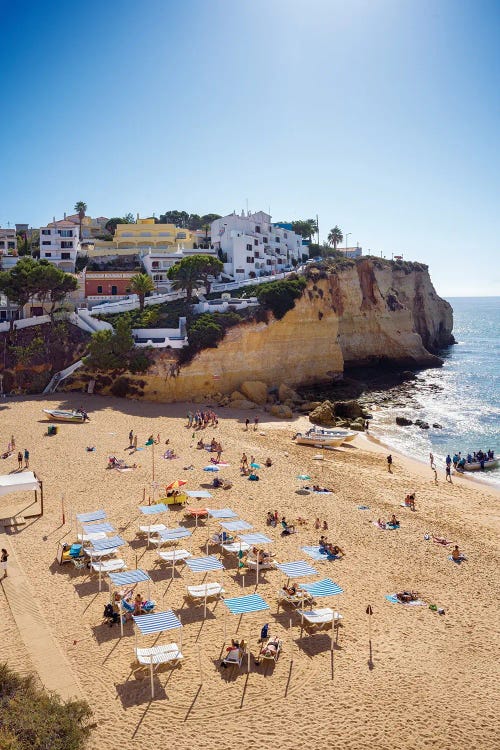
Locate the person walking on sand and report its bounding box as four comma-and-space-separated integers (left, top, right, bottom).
24, 448, 29, 469
245, 418, 250, 431
433, 467, 438, 484
430, 452, 435, 469
133, 434, 138, 452
1, 548, 8, 578
446, 464, 452, 483
128, 429, 133, 448
387, 454, 393, 473
17, 451, 23, 470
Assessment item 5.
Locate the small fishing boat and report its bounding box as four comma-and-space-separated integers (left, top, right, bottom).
295, 426, 357, 447
43, 409, 87, 423
461, 457, 499, 472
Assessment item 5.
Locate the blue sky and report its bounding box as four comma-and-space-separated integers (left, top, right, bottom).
0, 0, 498, 296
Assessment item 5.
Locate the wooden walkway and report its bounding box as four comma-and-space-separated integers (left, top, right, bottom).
0, 537, 81, 700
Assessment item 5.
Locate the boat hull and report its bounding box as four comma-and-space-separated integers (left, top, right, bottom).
296, 435, 345, 447
462, 459, 499, 472
43, 410, 85, 423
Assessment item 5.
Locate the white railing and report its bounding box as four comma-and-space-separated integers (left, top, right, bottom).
88, 290, 185, 315
0, 314, 51, 333
192, 298, 259, 314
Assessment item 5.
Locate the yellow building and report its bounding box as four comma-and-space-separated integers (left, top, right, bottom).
88, 217, 197, 258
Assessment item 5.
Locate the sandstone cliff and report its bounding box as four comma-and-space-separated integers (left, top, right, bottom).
66, 259, 453, 402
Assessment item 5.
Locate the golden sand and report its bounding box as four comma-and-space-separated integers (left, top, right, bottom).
0, 393, 498, 749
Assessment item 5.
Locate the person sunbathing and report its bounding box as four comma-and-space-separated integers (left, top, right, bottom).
377, 518, 387, 529
319, 535, 328, 548
405, 493, 416, 511
196, 439, 204, 449
433, 535, 452, 546
388, 515, 400, 527
265, 458, 273, 467
396, 591, 419, 603
327, 544, 344, 558
283, 584, 297, 596
281, 517, 295, 534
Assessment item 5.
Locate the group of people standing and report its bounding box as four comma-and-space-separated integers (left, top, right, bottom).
187, 410, 219, 429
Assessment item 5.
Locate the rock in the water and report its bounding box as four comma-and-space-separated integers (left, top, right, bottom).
396, 416, 413, 426
270, 404, 293, 419
401, 370, 417, 381
309, 400, 336, 427
415, 419, 430, 429
334, 400, 364, 420
433, 423, 443, 429
230, 399, 257, 410
278, 383, 302, 403
240, 380, 268, 405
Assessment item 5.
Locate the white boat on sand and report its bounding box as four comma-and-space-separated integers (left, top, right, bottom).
460, 458, 499, 472
43, 409, 88, 423
295, 427, 357, 447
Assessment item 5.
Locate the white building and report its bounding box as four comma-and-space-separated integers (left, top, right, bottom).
39, 220, 81, 272
211, 211, 305, 280
338, 245, 362, 259
0, 227, 18, 270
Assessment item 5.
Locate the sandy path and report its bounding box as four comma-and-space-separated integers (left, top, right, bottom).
0, 393, 498, 749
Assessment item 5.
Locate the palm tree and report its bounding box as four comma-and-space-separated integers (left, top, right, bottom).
74, 201, 87, 241
130, 273, 154, 311
167, 256, 204, 302
327, 225, 343, 251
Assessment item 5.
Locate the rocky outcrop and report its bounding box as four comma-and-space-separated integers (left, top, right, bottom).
270, 404, 293, 419
309, 401, 336, 426
65, 259, 453, 403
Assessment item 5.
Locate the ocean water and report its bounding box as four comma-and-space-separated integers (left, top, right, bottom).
368, 297, 500, 486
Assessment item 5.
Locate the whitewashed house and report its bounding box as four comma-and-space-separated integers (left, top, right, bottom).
38, 220, 81, 272
211, 210, 304, 280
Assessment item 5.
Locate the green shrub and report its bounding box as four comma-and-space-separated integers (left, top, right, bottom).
187, 314, 224, 350
0, 663, 94, 750
128, 351, 152, 373
110, 376, 132, 398
255, 277, 306, 320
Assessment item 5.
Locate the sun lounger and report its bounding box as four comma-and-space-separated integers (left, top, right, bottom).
246, 553, 276, 570
257, 637, 282, 663
138, 523, 167, 536
83, 546, 121, 559
221, 541, 251, 554
296, 607, 343, 629
135, 643, 183, 668
186, 582, 224, 601
221, 644, 247, 668
157, 549, 191, 564
77, 531, 108, 544
278, 588, 314, 607
90, 558, 127, 574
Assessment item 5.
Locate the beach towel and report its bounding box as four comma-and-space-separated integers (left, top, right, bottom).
385, 594, 426, 606
357, 505, 370, 510
302, 546, 341, 562
372, 521, 399, 530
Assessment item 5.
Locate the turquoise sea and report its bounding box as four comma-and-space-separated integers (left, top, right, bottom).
369, 297, 500, 486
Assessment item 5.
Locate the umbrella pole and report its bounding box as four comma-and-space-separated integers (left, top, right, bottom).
224, 610, 227, 644
256, 558, 259, 587
150, 660, 154, 699
120, 597, 124, 637
172, 553, 175, 580
179, 617, 183, 651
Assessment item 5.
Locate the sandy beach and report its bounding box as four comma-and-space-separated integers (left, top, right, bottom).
0, 393, 498, 750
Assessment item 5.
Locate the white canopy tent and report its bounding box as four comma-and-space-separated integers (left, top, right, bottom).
0, 471, 43, 516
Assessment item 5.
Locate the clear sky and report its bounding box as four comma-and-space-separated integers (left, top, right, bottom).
1, 0, 498, 296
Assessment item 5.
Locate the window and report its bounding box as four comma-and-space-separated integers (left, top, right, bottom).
59, 230, 73, 237
61, 252, 70, 260
8, 242, 15, 249
44, 252, 52, 258
254, 239, 258, 246
177, 232, 187, 239
263, 237, 268, 243
97, 285, 103, 294
275, 237, 280, 243
41, 229, 50, 235
246, 256, 254, 263
255, 251, 260, 258
255, 225, 261, 233
246, 243, 252, 252
42, 241, 51, 246
111, 286, 118, 295
61, 241, 73, 248
236, 268, 245, 274
284, 233, 288, 238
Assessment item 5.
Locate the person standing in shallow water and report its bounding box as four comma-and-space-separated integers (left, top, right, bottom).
446, 465, 452, 483
387, 454, 393, 473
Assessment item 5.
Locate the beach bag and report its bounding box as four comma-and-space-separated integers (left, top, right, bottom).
103, 604, 114, 619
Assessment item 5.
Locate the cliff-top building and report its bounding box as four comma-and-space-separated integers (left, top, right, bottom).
39, 220, 81, 272
211, 210, 305, 280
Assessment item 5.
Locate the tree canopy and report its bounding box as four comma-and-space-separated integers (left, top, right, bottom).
291, 218, 318, 240
0, 257, 77, 315
158, 211, 221, 230
105, 214, 135, 235
167, 254, 221, 301
0, 663, 94, 750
